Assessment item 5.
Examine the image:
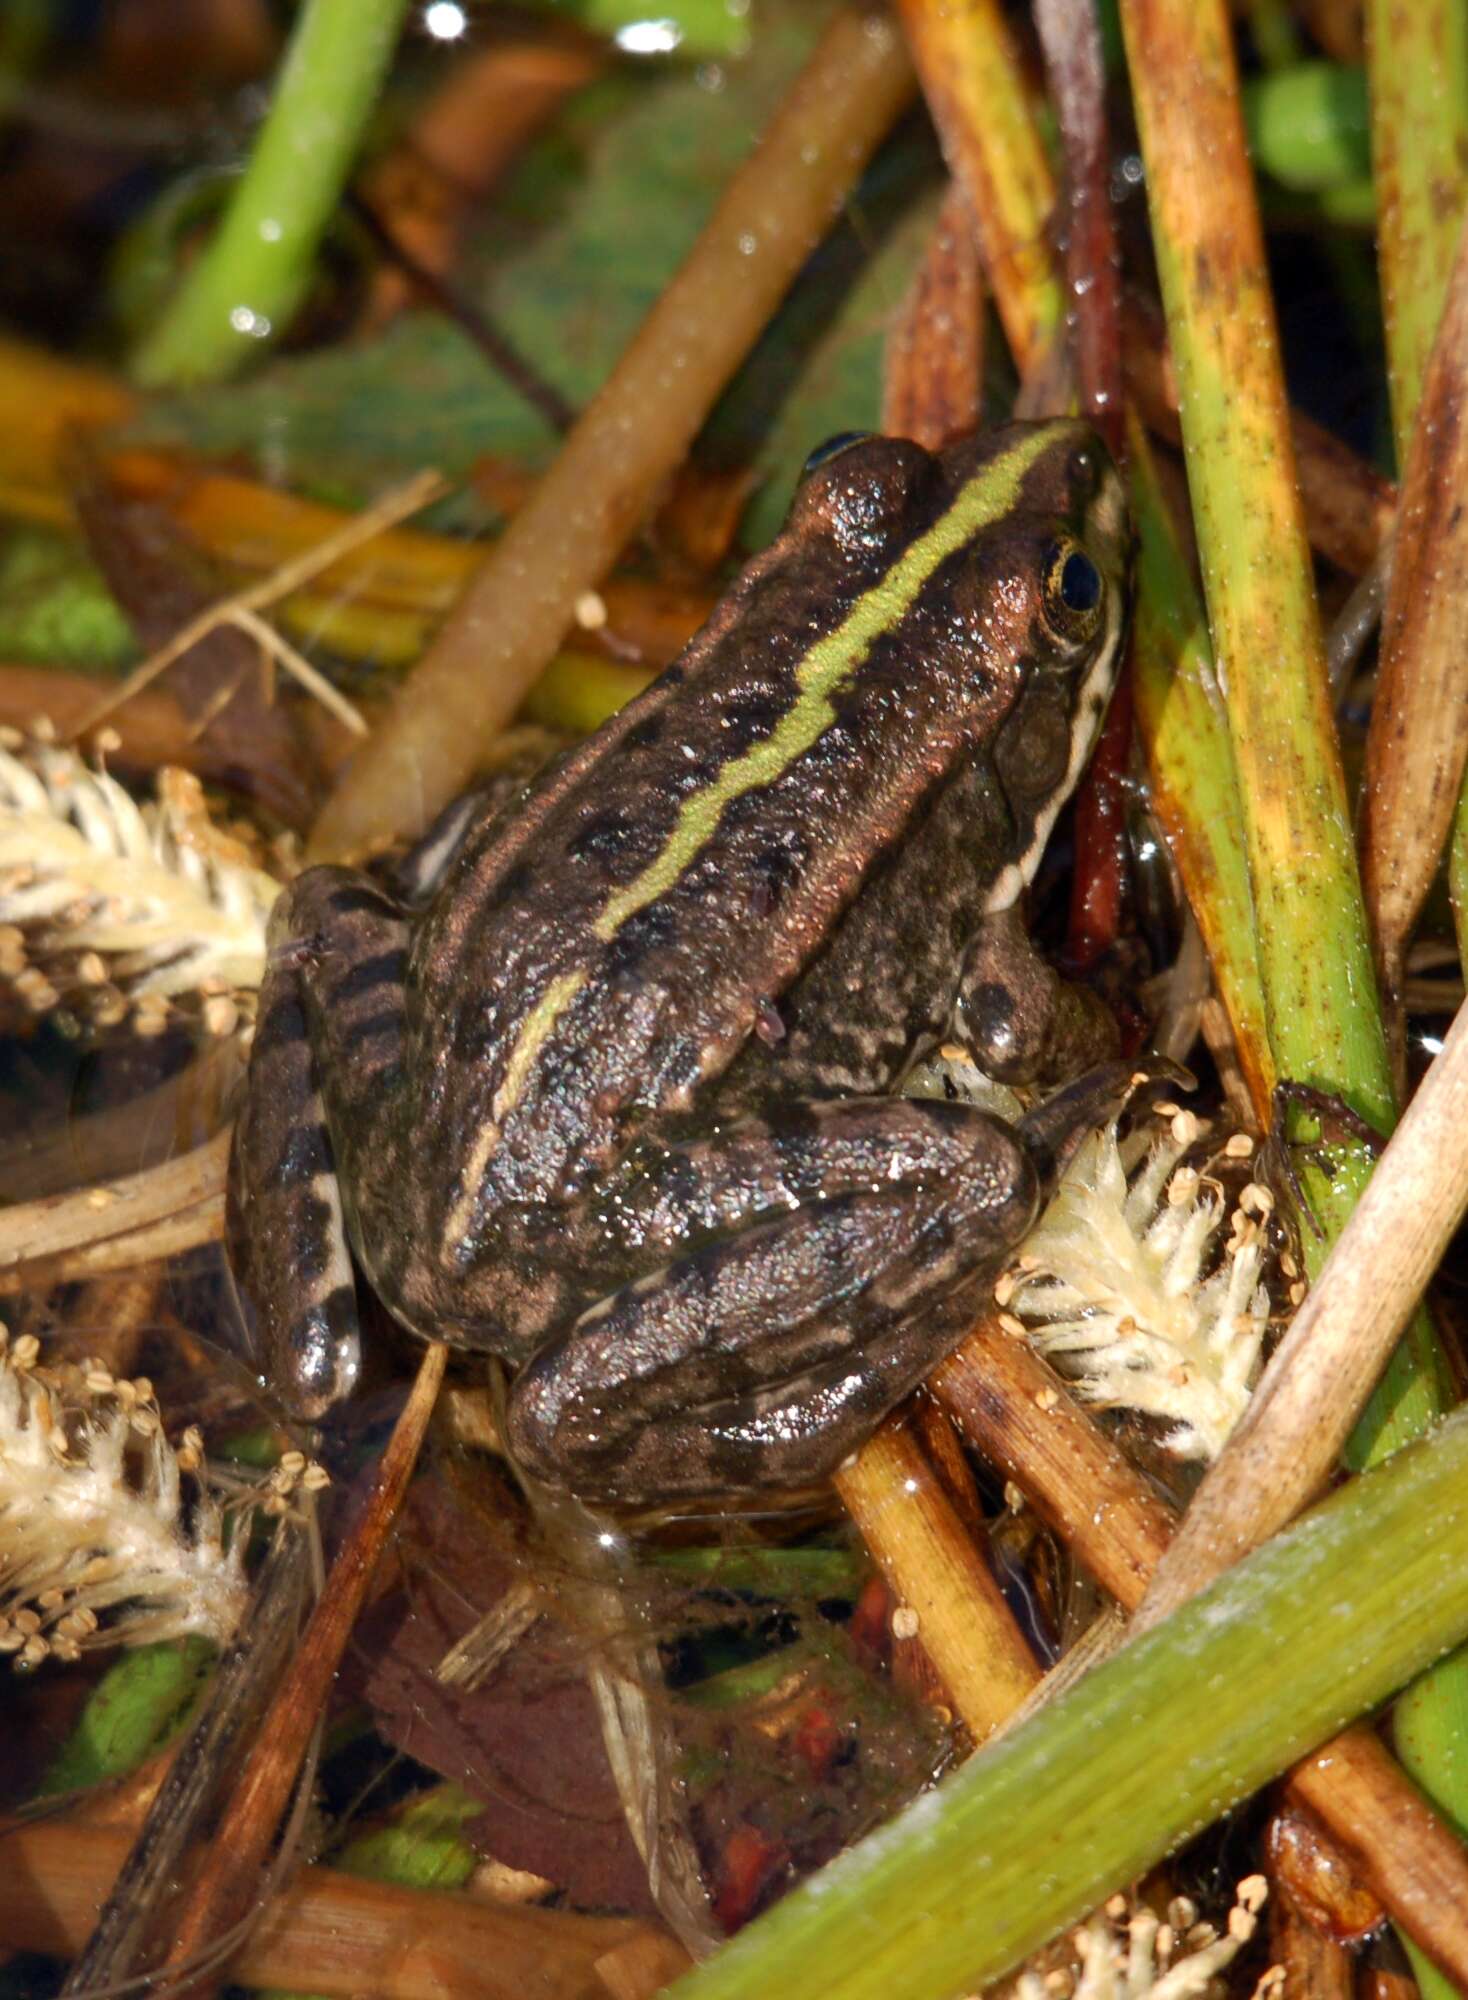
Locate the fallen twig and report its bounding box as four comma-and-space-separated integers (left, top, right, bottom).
152, 1342, 449, 1998
3, 1819, 685, 2000
836, 1420, 1039, 1741
0, 1126, 229, 1291
73, 469, 448, 738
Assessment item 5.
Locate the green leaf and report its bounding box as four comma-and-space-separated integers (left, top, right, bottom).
125, 4, 937, 556
38, 1637, 215, 1797
0, 530, 136, 669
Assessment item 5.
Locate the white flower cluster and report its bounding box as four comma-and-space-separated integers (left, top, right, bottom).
1016, 1880, 1276, 2000
1002, 1110, 1277, 1462
0, 1324, 323, 1669
0, 729, 280, 1035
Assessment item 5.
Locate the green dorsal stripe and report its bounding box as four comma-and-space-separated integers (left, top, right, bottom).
592, 424, 1059, 944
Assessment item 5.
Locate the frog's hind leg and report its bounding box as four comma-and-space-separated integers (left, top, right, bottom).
506, 1096, 1046, 1502
228, 867, 410, 1419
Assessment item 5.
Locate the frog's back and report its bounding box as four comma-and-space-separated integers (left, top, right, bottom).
406, 421, 1112, 1232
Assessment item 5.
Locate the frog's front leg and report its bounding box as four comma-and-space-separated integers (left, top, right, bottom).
506, 1084, 1120, 1502
227, 867, 410, 1418
954, 902, 1119, 1085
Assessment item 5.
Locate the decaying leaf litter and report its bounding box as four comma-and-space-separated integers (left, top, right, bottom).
2, 1, 1468, 1997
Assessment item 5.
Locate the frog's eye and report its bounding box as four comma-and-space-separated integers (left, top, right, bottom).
801, 431, 872, 479
1040, 538, 1105, 643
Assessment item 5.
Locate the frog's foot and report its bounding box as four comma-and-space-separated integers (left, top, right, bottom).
505, 1097, 1040, 1502
228, 866, 411, 1419
1016, 1055, 1195, 1190
228, 944, 363, 1419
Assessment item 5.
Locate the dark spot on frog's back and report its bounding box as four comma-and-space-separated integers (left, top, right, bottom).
625, 713, 664, 751
604, 900, 678, 978
295, 1193, 334, 1282
568, 810, 636, 861
477, 859, 533, 918
289, 1283, 358, 1361
749, 837, 806, 916
718, 693, 785, 751
251, 990, 307, 1061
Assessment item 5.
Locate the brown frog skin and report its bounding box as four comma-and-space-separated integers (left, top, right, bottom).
227, 417, 1132, 1504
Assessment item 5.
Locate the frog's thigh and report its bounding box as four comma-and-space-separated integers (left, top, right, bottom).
228, 867, 409, 1419
506, 1098, 1039, 1500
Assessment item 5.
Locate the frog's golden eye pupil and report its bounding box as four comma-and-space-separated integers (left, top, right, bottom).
1059, 550, 1101, 613
1041, 538, 1104, 639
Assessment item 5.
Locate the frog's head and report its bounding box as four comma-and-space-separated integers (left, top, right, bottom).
783, 423, 1128, 860
935, 416, 1131, 911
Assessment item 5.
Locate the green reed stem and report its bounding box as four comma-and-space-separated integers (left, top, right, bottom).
1364, 0, 1468, 466
1119, 9, 1468, 1975
669, 1406, 1468, 2000
1126, 416, 1272, 1113
132, 0, 412, 387
1368, 8, 1468, 1458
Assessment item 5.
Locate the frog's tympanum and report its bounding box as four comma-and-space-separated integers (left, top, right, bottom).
229, 419, 1132, 1503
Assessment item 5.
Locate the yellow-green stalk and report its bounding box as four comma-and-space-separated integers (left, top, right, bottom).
1117, 10, 1467, 1986
670, 1405, 1468, 2000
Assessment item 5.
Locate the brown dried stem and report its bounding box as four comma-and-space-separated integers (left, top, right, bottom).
880, 182, 984, 451
1032, 0, 1123, 455
1267, 1883, 1355, 2000
2, 1820, 684, 2000
930, 1319, 1172, 1607
310, 8, 917, 861
0, 1126, 229, 1294
1360, 211, 1468, 1085
836, 1421, 1040, 1741
153, 1340, 449, 1998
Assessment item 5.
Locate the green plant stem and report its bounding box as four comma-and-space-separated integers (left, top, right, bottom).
1119, 7, 1468, 1984
132, 0, 412, 387
1364, 0, 1468, 465
1368, 8, 1468, 1482
900, 0, 1271, 1116
669, 1406, 1468, 2000
1359, 27, 1468, 1954
1126, 414, 1272, 1114
1452, 762, 1468, 973
1121, 0, 1394, 1132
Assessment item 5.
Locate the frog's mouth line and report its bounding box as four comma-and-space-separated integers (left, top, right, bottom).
980, 583, 1127, 920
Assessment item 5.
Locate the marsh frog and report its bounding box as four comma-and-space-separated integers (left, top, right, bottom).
229, 418, 1132, 1502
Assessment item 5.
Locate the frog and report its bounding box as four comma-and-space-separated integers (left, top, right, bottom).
227, 416, 1133, 1505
